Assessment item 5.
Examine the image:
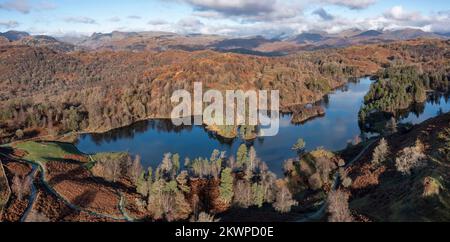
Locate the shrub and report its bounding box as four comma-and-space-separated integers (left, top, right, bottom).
15, 129, 24, 139
422, 177, 442, 197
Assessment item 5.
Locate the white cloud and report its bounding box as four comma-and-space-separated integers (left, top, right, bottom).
0, 20, 20, 29
65, 17, 97, 25
323, 0, 377, 10
108, 17, 121, 22
176, 17, 205, 33
184, 0, 276, 16
181, 0, 305, 22
0, 0, 31, 14
128, 15, 142, 20
313, 8, 334, 20
36, 1, 57, 11
148, 19, 169, 25
0, 0, 56, 14
384, 6, 421, 21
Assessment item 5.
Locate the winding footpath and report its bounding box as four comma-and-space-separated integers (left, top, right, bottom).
297, 138, 379, 222
0, 152, 133, 222
20, 164, 38, 222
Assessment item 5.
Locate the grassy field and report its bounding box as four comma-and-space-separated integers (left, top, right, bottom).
13, 141, 88, 164
10, 141, 129, 172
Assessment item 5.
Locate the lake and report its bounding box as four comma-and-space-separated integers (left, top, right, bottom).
76, 77, 450, 176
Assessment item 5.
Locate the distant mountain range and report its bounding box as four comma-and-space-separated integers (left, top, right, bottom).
0, 30, 30, 41
1, 28, 448, 55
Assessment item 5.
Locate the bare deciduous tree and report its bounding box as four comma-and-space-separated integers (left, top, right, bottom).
273, 180, 297, 213
372, 138, 389, 166
191, 212, 220, 222
327, 189, 354, 222
129, 155, 143, 184
105, 158, 122, 182
395, 140, 426, 175
233, 180, 252, 208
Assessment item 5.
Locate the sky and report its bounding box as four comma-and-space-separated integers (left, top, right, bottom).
0, 0, 449, 37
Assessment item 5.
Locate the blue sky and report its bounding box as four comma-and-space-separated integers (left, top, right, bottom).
0, 0, 449, 36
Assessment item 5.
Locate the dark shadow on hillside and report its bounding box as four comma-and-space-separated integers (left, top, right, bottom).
72, 190, 97, 208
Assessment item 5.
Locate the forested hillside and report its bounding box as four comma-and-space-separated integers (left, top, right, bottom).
0, 39, 449, 143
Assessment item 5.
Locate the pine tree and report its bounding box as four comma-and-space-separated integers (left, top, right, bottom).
219, 168, 234, 204
252, 183, 265, 208
237, 144, 248, 168
173, 153, 180, 174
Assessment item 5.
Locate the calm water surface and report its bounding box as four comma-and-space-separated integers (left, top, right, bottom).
76, 78, 450, 176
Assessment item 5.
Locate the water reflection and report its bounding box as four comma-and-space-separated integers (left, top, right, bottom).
361, 92, 450, 133
76, 78, 450, 176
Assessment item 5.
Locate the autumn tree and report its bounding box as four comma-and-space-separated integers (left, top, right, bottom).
283, 159, 296, 176
176, 171, 190, 193
147, 180, 191, 221
327, 189, 354, 222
